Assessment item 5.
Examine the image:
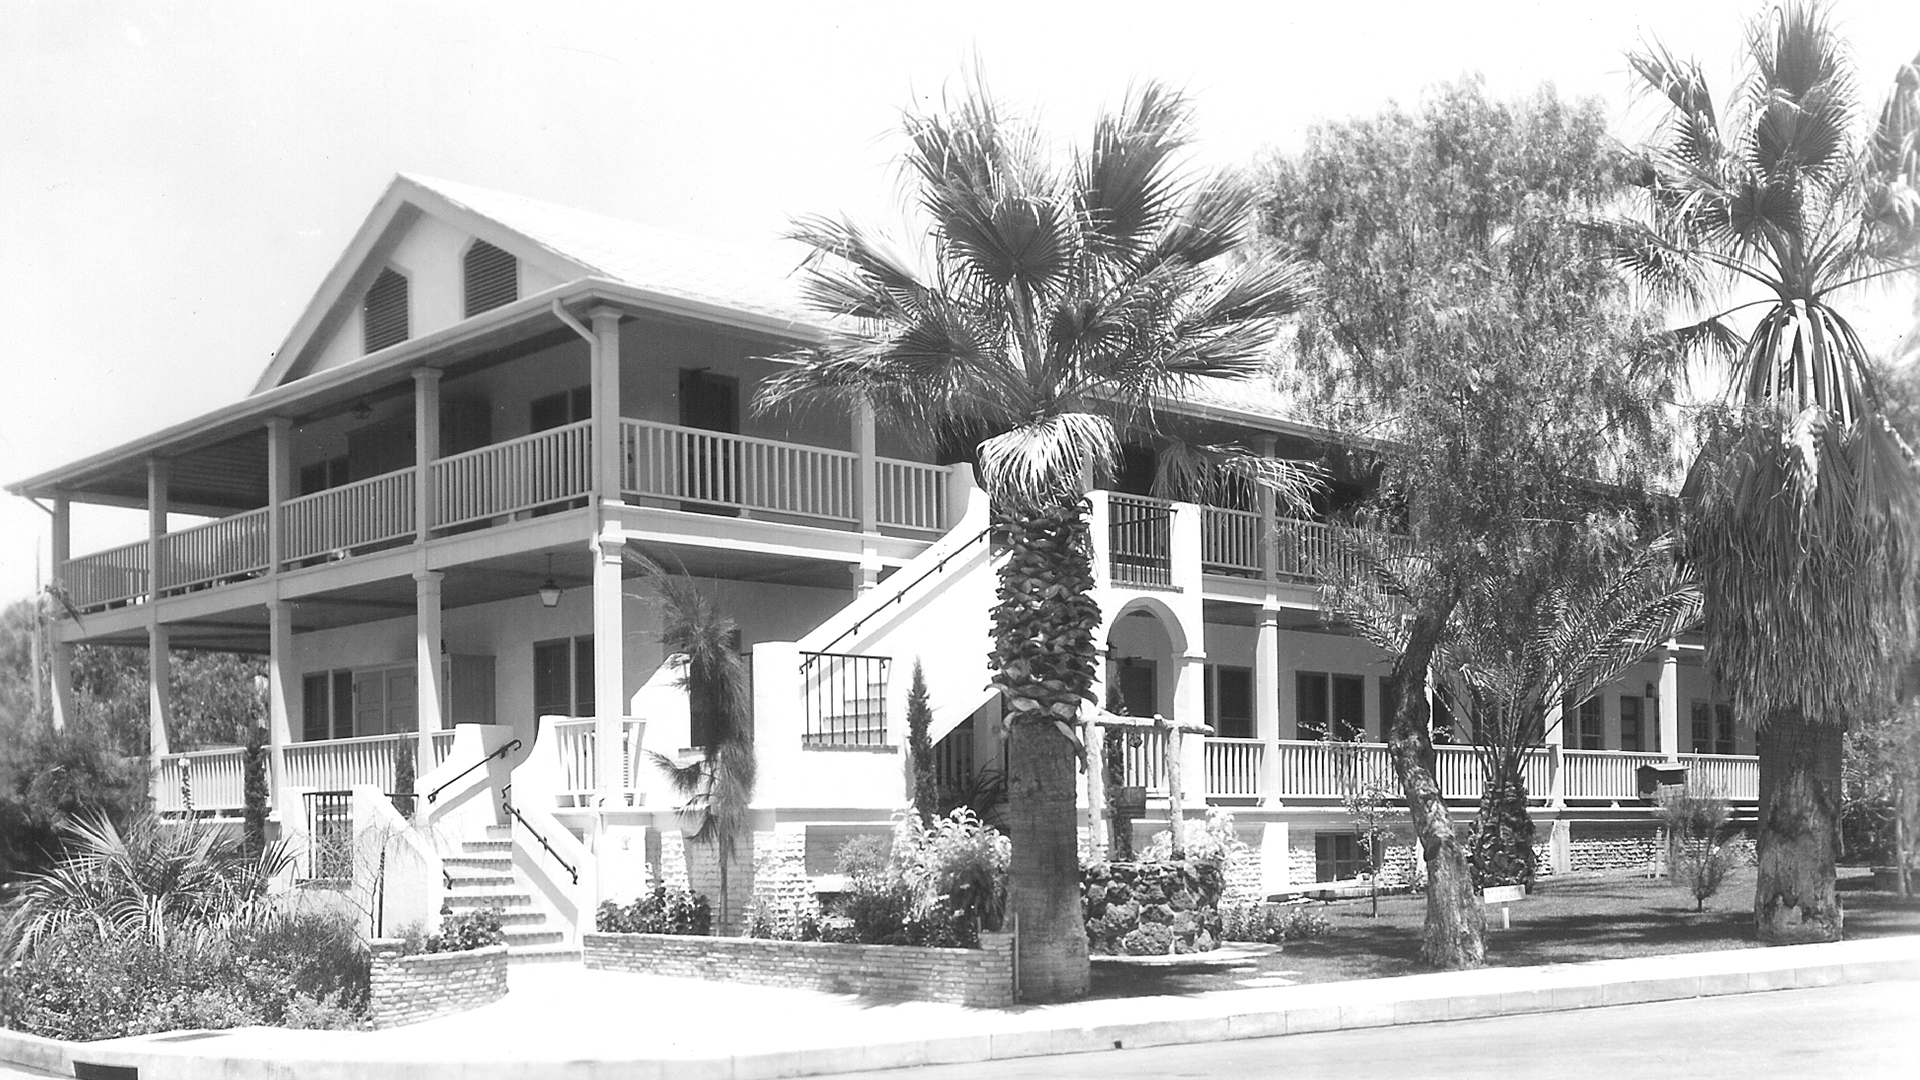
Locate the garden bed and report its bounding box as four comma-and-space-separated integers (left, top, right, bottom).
583, 931, 1015, 1006
367, 941, 508, 1029
1088, 865, 1920, 998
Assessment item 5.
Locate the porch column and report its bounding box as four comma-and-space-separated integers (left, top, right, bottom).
266, 418, 292, 574
588, 307, 624, 508
413, 369, 441, 543
1544, 697, 1566, 808
1255, 435, 1278, 584
593, 529, 627, 805
147, 460, 172, 796
48, 494, 74, 730
1174, 652, 1207, 815
852, 399, 879, 592
1254, 606, 1282, 806
415, 570, 445, 767
266, 597, 293, 800
1658, 639, 1681, 761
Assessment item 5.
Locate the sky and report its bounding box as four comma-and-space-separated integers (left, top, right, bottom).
2, 0, 1917, 606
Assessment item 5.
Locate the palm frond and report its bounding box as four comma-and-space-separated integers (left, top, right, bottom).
1078, 81, 1191, 257
978, 412, 1119, 509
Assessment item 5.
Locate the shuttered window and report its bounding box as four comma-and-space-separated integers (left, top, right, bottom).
363, 268, 409, 353
463, 240, 517, 316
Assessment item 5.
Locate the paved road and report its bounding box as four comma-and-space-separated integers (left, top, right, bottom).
828, 982, 1920, 1080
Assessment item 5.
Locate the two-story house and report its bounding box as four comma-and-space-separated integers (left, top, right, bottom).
9, 175, 1758, 954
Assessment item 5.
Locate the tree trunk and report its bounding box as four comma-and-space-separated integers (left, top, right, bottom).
1387, 609, 1485, 969
1470, 750, 1536, 889
991, 499, 1101, 1002
1755, 708, 1845, 943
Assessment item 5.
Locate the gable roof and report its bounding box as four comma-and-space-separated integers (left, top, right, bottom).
252, 174, 822, 392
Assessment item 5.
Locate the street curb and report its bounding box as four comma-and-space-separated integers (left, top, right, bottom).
4, 940, 1918, 1080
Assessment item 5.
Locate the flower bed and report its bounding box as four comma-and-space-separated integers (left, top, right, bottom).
583, 930, 1014, 1006
367, 942, 508, 1029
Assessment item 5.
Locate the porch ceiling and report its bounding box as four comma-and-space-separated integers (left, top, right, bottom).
626, 539, 864, 590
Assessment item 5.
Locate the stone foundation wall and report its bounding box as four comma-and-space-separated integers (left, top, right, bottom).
1570, 822, 1661, 872
583, 931, 1013, 1007
367, 943, 508, 1029
1083, 860, 1224, 954
751, 829, 812, 912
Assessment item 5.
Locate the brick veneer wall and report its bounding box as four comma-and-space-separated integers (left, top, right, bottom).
583, 931, 1015, 1007
367, 942, 509, 1029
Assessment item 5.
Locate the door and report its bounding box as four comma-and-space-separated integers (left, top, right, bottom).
678, 370, 740, 509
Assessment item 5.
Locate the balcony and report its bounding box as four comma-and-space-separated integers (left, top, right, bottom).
57, 420, 957, 614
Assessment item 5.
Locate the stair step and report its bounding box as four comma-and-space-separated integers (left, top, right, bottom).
507, 945, 581, 964
503, 928, 566, 946
446, 873, 516, 888
462, 839, 512, 854
445, 854, 512, 869
444, 889, 533, 908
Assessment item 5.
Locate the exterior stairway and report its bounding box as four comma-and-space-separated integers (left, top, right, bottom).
440, 825, 578, 963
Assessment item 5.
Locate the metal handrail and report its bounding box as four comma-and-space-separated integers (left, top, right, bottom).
805, 525, 993, 666
426, 738, 521, 804
501, 786, 578, 885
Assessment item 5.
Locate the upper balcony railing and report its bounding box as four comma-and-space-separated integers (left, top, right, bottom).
57, 420, 957, 614
1196, 505, 1409, 584
1108, 493, 1175, 589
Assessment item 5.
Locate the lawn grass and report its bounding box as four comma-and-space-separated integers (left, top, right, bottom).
1087, 866, 1920, 999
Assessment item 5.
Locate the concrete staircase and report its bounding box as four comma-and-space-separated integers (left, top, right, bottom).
441, 825, 578, 963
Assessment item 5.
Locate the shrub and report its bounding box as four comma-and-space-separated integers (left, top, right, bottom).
1219, 901, 1332, 944
894, 808, 1010, 932
595, 887, 711, 936
0, 714, 147, 884
425, 908, 504, 953
1658, 789, 1735, 911
746, 898, 825, 942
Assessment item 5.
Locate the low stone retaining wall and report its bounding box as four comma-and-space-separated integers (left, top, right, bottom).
1083, 859, 1224, 955
368, 942, 509, 1029
582, 931, 1014, 1007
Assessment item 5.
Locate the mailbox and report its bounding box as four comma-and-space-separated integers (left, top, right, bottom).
1636, 762, 1689, 798
1111, 785, 1148, 817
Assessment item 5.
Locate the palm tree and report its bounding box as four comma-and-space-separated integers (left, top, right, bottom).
631, 554, 756, 936
1612, 2, 1920, 941
1438, 536, 1702, 887
760, 80, 1314, 1000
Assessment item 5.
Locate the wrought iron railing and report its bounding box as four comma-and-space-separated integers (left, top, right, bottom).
799, 651, 891, 747
304, 790, 354, 880
501, 786, 577, 885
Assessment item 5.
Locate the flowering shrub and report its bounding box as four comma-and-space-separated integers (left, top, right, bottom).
1219, 901, 1332, 944
424, 908, 504, 953
596, 887, 711, 936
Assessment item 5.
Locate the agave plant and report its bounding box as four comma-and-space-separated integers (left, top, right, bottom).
3, 810, 293, 958
1608, 1, 1920, 941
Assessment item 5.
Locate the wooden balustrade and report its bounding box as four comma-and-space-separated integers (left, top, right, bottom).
552, 718, 646, 805
1677, 753, 1759, 801
1108, 494, 1174, 589
874, 457, 950, 531
1561, 749, 1671, 801
159, 507, 271, 594
1203, 738, 1263, 798
1200, 506, 1264, 577
284, 732, 420, 793
155, 747, 248, 813
433, 420, 593, 528
1119, 728, 1168, 792
60, 539, 150, 610
622, 419, 858, 522
280, 469, 415, 564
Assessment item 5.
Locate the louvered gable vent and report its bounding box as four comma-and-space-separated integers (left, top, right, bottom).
464, 240, 518, 317
363, 268, 410, 353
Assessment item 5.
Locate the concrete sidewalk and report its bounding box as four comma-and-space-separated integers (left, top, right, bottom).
4, 935, 1918, 1080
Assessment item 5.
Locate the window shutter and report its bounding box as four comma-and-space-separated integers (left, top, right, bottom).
363, 268, 409, 353
463, 240, 518, 316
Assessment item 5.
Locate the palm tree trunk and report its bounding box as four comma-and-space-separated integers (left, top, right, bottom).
1755, 707, 1845, 943
992, 499, 1101, 1002
1471, 746, 1536, 889
1388, 609, 1485, 968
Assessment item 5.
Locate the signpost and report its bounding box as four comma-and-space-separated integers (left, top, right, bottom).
1482, 884, 1526, 930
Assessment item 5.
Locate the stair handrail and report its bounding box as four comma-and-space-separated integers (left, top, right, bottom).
803, 525, 993, 668
427, 738, 522, 804
500, 785, 578, 885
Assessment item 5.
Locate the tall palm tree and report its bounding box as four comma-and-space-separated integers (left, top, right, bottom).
760, 80, 1314, 1000
1612, 2, 1920, 941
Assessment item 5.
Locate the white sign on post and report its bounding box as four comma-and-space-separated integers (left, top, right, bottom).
1482, 884, 1526, 930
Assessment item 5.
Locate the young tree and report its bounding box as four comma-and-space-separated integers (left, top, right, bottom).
1611, 2, 1920, 941
762, 81, 1314, 999
905, 661, 938, 826
1264, 80, 1668, 967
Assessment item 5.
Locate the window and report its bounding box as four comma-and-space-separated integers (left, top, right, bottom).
301, 671, 353, 741
1691, 701, 1735, 755
1297, 672, 1365, 741
1205, 665, 1254, 739
1432, 693, 1456, 743
1316, 832, 1362, 882
1379, 676, 1399, 733
363, 267, 409, 353
298, 456, 350, 496
1111, 657, 1156, 719
463, 240, 518, 316
530, 385, 591, 432
534, 636, 595, 722
1576, 696, 1604, 749
1619, 695, 1644, 752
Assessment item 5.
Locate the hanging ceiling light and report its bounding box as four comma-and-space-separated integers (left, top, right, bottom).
539, 554, 562, 609
350, 399, 373, 421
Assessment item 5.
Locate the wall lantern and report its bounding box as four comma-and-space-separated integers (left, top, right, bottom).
539, 555, 562, 609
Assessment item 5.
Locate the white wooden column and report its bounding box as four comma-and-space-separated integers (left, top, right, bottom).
266, 597, 293, 800
266, 418, 292, 574
1544, 698, 1566, 808
1254, 606, 1281, 806
147, 460, 172, 791
415, 569, 445, 766
414, 369, 441, 543
1174, 652, 1208, 813
592, 529, 627, 804
48, 494, 74, 731
852, 399, 879, 592
1658, 639, 1681, 760
1255, 435, 1279, 584
589, 306, 623, 507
